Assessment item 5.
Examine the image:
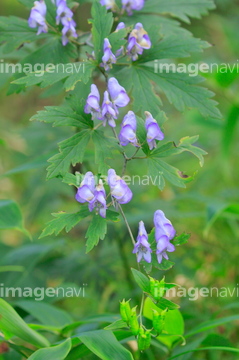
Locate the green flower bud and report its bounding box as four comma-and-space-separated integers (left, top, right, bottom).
137, 327, 151, 351
120, 299, 131, 322
129, 306, 139, 336
152, 309, 166, 334
149, 277, 165, 301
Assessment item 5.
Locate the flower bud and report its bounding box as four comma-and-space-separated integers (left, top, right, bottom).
129, 306, 139, 335
152, 309, 167, 334
149, 277, 165, 301
137, 327, 151, 351
120, 299, 131, 322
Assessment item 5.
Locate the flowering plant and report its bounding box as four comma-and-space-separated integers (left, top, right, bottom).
2, 1, 238, 359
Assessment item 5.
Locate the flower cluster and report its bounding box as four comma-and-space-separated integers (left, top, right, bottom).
101, 23, 151, 67
28, 0, 77, 45
75, 169, 132, 217
133, 210, 176, 264
100, 0, 145, 16
84, 77, 130, 127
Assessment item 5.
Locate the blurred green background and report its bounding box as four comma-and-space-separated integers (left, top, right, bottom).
0, 0, 239, 359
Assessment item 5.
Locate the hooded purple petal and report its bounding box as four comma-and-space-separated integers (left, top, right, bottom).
133, 221, 152, 263
145, 111, 164, 150
101, 91, 117, 127
84, 84, 101, 120
28, 0, 48, 35
119, 111, 138, 146
154, 210, 176, 241
108, 77, 130, 109
107, 169, 133, 204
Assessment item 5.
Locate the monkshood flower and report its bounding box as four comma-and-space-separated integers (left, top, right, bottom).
133, 221, 152, 263
88, 180, 107, 218
101, 91, 118, 127
108, 77, 130, 112
75, 172, 95, 204
75, 173, 107, 218
122, 0, 145, 15
145, 111, 164, 150
154, 210, 176, 263
61, 16, 77, 46
84, 84, 101, 120
116, 22, 126, 31
154, 210, 176, 242
28, 0, 48, 35
115, 23, 126, 57
108, 169, 133, 204
127, 23, 151, 61
101, 38, 117, 71
55, 0, 73, 25
100, 0, 116, 10
119, 111, 138, 146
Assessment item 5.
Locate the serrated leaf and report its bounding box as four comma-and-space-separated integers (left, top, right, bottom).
90, 0, 113, 62
116, 64, 221, 119
141, 0, 215, 23
172, 233, 190, 246
47, 129, 91, 179
85, 214, 107, 253
31, 95, 93, 129
92, 130, 120, 173
108, 27, 131, 54
13, 62, 95, 91
151, 136, 207, 167
40, 207, 89, 238
0, 16, 49, 53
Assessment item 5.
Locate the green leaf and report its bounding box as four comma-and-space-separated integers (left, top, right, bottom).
40, 207, 89, 238
0, 200, 31, 238
148, 157, 188, 190
0, 16, 49, 53
0, 298, 49, 348
141, 0, 216, 23
172, 233, 190, 246
78, 330, 134, 360
90, 0, 113, 62
104, 319, 127, 331
185, 315, 239, 338
168, 347, 239, 360
151, 136, 207, 167
85, 214, 107, 253
47, 129, 91, 179
92, 130, 120, 173
31, 95, 93, 129
108, 27, 131, 54
156, 297, 179, 311
28, 339, 71, 360
16, 301, 73, 328
116, 65, 221, 119
131, 268, 150, 293
13, 62, 95, 92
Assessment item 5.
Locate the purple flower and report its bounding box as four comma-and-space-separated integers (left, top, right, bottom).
89, 180, 107, 218
156, 235, 175, 264
154, 210, 176, 263
133, 221, 152, 263
122, 0, 145, 15
127, 23, 151, 61
75, 173, 107, 218
119, 111, 138, 146
100, 0, 116, 10
55, 0, 73, 25
28, 0, 48, 35
84, 84, 101, 120
101, 91, 118, 127
154, 210, 176, 241
108, 169, 133, 204
145, 111, 164, 150
116, 22, 126, 31
61, 16, 77, 46
108, 77, 130, 111
101, 38, 117, 71
75, 172, 95, 204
